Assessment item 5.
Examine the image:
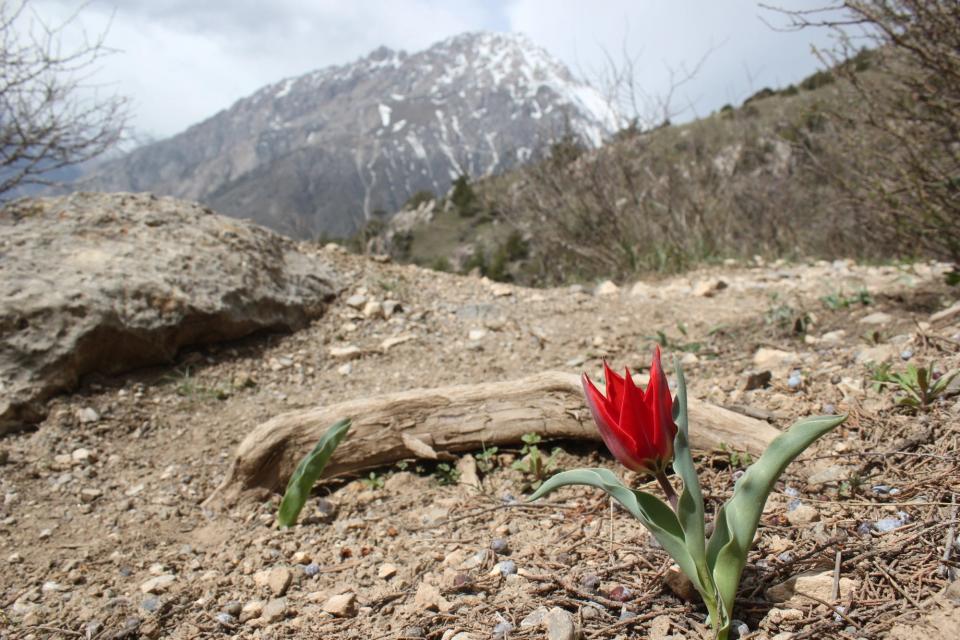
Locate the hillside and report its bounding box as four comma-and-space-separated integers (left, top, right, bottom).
1, 195, 958, 636
369, 53, 898, 285
76, 32, 615, 238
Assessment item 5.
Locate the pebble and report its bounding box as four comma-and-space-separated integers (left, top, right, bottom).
496, 560, 517, 576
377, 563, 397, 579
491, 619, 513, 639
520, 606, 548, 627
329, 345, 362, 361
787, 372, 803, 390
874, 516, 906, 533
489, 538, 508, 554
403, 626, 425, 638
215, 612, 236, 627
140, 596, 161, 613
595, 280, 619, 296
304, 563, 320, 578
822, 403, 836, 415
786, 504, 820, 525
544, 607, 576, 640
71, 448, 96, 464
76, 407, 99, 423
900, 348, 913, 360
239, 600, 264, 623
607, 585, 632, 601
139, 574, 175, 594
580, 573, 600, 592
345, 294, 367, 309
261, 597, 287, 622
321, 592, 357, 617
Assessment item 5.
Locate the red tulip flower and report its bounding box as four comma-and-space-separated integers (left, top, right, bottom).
581, 347, 678, 480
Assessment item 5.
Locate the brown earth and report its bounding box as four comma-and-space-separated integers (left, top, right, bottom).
1, 248, 959, 640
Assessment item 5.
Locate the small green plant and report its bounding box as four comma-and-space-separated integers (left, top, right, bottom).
876, 363, 959, 409
647, 326, 702, 353
511, 433, 560, 489
433, 462, 461, 486
719, 443, 753, 470
362, 471, 385, 490
869, 362, 894, 392
475, 444, 499, 474
164, 366, 230, 401
764, 294, 810, 334
277, 418, 352, 528
821, 288, 873, 310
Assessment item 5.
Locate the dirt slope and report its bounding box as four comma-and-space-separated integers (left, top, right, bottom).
1, 249, 958, 639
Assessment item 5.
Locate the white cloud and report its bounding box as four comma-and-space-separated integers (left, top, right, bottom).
25, 0, 840, 139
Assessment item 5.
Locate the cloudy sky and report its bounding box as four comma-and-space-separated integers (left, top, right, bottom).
27, 0, 840, 141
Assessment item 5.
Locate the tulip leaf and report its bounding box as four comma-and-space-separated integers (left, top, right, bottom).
529, 468, 704, 597
706, 414, 846, 629
277, 418, 352, 528
670, 359, 716, 608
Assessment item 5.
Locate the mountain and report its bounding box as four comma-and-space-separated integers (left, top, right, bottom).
78, 32, 616, 238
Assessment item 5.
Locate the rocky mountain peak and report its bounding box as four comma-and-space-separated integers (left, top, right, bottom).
78, 31, 616, 239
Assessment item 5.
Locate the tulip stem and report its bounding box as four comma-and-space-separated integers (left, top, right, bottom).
656, 472, 679, 511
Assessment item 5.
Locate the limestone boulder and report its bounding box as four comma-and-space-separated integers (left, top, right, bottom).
0, 192, 340, 433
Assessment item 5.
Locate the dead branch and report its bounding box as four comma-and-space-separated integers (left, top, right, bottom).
206, 370, 780, 507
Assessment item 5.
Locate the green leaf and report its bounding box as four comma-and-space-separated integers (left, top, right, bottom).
276, 418, 352, 528
706, 414, 845, 627
671, 359, 713, 602
529, 468, 705, 600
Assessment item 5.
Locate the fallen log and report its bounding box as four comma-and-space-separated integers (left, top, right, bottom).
206, 371, 781, 507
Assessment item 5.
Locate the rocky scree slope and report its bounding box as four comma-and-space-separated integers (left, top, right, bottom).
79, 32, 615, 239
0, 192, 340, 434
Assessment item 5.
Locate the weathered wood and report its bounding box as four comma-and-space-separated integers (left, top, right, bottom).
206, 371, 780, 506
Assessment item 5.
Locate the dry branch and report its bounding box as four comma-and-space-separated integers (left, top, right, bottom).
206, 371, 780, 507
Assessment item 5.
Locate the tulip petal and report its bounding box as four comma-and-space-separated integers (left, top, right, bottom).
646, 346, 678, 459
619, 367, 656, 460
603, 360, 625, 416
582, 373, 646, 472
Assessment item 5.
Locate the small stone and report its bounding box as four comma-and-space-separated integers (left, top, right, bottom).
329, 345, 362, 361
607, 585, 632, 601
315, 497, 337, 520
743, 370, 772, 390
254, 566, 292, 596
786, 504, 820, 525
468, 328, 488, 341
822, 403, 836, 415
543, 607, 576, 640
855, 344, 896, 365
8, 552, 23, 564
492, 619, 513, 639
664, 565, 698, 601
496, 560, 517, 576
321, 592, 357, 617
807, 465, 847, 486
215, 612, 236, 627
336, 362, 352, 375
239, 600, 264, 623
71, 448, 96, 464
304, 563, 321, 577
80, 488, 103, 503
490, 538, 509, 554
648, 615, 672, 637
382, 300, 402, 316
140, 596, 161, 613
413, 582, 452, 612
345, 294, 367, 309
139, 574, 175, 594
900, 349, 914, 361
595, 280, 619, 296
380, 334, 414, 350
766, 570, 858, 605
291, 551, 311, 565
753, 348, 799, 371
787, 373, 803, 389
490, 283, 513, 297
76, 407, 99, 423
456, 454, 481, 491
520, 606, 549, 627
223, 602, 242, 617
874, 516, 905, 533
261, 597, 287, 622
403, 626, 426, 638
362, 300, 383, 318
565, 355, 587, 368
580, 574, 600, 592
692, 279, 727, 297
860, 312, 893, 325
378, 563, 397, 579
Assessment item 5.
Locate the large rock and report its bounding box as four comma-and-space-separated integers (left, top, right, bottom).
0, 192, 339, 433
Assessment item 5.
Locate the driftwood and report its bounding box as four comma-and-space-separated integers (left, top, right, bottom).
207, 371, 780, 507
